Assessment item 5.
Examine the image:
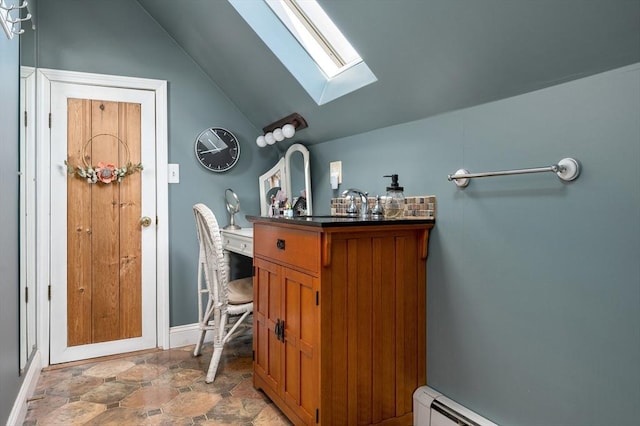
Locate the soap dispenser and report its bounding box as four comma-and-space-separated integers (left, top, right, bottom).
383, 174, 405, 219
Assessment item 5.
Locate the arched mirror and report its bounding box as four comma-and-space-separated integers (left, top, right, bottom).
284, 143, 312, 216
258, 144, 312, 216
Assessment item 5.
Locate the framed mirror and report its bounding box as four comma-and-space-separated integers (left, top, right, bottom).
259, 157, 286, 215
284, 143, 312, 216
258, 144, 313, 216
19, 1, 37, 375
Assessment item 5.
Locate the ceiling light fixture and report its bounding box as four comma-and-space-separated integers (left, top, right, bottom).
256, 112, 308, 147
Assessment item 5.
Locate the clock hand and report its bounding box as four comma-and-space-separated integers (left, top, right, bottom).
200, 147, 222, 154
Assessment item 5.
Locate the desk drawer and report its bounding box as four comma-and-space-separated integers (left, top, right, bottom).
254, 225, 320, 274
223, 234, 253, 257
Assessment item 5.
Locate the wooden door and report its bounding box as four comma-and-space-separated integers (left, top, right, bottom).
282, 267, 318, 425
253, 257, 282, 394
50, 82, 157, 363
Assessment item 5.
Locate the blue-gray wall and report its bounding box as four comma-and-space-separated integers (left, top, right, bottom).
0, 26, 22, 424
36, 0, 278, 326
309, 64, 640, 425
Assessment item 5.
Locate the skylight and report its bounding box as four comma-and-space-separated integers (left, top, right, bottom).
229, 0, 377, 105
265, 0, 362, 78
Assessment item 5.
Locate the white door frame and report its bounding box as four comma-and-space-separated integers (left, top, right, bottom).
36, 68, 169, 367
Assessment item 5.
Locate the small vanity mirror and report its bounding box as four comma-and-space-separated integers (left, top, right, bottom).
224, 188, 241, 230
258, 144, 312, 216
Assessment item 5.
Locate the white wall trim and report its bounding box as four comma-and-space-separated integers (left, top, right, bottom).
169, 323, 214, 349
6, 351, 42, 426
36, 68, 170, 366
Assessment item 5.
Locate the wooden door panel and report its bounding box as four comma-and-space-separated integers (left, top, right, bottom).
282, 267, 317, 425
90, 100, 122, 343
118, 102, 142, 339
66, 98, 143, 346
66, 98, 93, 346
253, 258, 281, 393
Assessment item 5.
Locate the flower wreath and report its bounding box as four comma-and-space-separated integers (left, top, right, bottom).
65, 134, 143, 184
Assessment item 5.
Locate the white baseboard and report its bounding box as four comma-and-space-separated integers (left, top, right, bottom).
169, 323, 212, 349
7, 350, 42, 426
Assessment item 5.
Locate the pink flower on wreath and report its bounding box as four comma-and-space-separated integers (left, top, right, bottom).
96, 162, 117, 183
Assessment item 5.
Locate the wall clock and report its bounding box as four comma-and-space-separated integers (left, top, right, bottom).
195, 127, 240, 172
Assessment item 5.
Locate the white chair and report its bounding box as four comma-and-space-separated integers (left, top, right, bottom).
192, 203, 253, 383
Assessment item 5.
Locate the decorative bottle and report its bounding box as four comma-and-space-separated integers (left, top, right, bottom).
383, 174, 405, 219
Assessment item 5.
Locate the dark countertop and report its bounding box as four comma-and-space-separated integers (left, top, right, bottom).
246, 214, 435, 228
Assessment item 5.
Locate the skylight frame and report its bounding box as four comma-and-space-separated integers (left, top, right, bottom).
265, 0, 362, 79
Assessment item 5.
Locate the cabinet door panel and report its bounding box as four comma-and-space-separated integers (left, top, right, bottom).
253, 258, 282, 393
282, 267, 318, 425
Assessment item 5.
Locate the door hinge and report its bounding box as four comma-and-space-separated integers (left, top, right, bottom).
23, 111, 27, 127
156, 216, 159, 225
48, 285, 51, 301
316, 408, 319, 423
252, 265, 256, 277
25, 286, 28, 303
48, 113, 52, 128
252, 350, 255, 361
316, 291, 319, 306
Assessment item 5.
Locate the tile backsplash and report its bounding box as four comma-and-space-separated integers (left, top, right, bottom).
331, 195, 436, 218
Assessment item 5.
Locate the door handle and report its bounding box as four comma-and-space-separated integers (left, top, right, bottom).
140, 216, 152, 227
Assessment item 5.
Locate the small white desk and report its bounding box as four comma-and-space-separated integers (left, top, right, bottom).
221, 227, 253, 258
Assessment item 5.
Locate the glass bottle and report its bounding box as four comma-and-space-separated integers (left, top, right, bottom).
383, 174, 405, 219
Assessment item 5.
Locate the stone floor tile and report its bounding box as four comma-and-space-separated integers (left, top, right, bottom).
23, 394, 68, 423
45, 375, 105, 398
120, 385, 179, 409
117, 364, 168, 382
178, 354, 213, 372
231, 377, 268, 399
38, 400, 105, 425
82, 359, 136, 378
143, 349, 194, 367
152, 368, 203, 388
141, 412, 195, 425
205, 396, 266, 424
34, 370, 76, 393
252, 404, 294, 425
83, 406, 147, 425
80, 381, 139, 405
162, 391, 221, 418
189, 373, 239, 394
222, 355, 253, 374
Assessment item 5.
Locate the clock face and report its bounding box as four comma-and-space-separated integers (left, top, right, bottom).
195, 127, 240, 172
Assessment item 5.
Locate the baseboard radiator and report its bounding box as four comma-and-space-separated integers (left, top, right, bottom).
413, 386, 498, 426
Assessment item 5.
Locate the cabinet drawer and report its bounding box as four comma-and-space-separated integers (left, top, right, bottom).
254, 225, 320, 274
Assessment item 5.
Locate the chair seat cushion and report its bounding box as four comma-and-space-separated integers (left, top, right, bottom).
228, 277, 253, 304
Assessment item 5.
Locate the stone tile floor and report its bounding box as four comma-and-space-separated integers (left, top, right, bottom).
23, 335, 292, 425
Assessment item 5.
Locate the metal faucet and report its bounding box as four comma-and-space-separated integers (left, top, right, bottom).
342, 188, 369, 218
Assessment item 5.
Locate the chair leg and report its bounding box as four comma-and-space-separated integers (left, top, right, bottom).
194, 329, 207, 357
205, 343, 223, 383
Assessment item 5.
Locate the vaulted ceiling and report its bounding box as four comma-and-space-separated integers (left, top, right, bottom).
136, 0, 640, 145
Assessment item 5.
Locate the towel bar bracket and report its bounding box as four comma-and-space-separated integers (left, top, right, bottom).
449, 157, 580, 188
